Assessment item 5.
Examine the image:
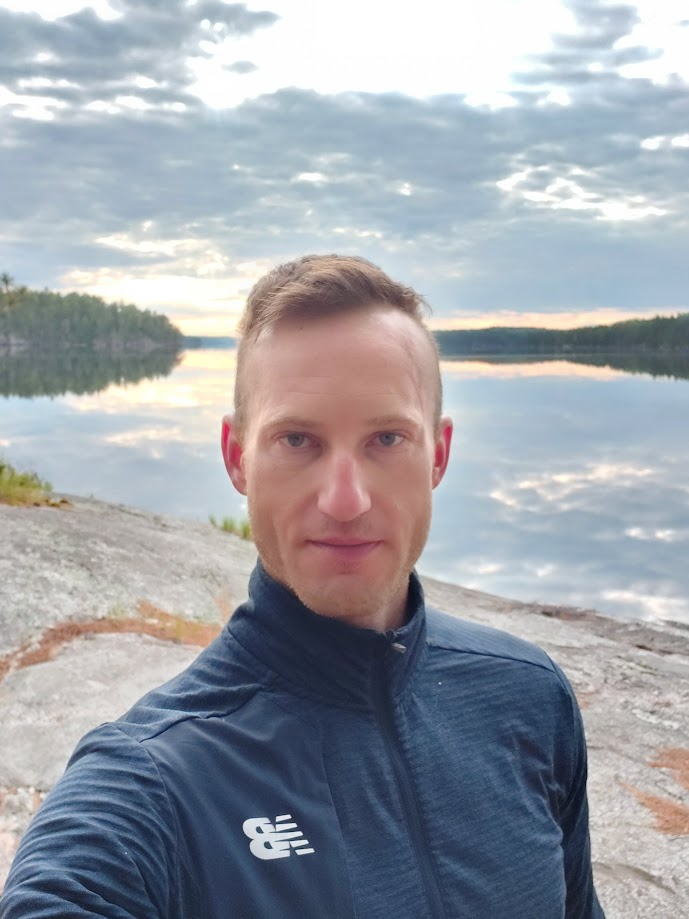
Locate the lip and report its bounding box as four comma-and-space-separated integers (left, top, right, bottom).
307, 539, 381, 561
309, 538, 379, 547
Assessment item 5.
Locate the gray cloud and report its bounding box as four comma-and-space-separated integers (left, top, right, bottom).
0, 1, 277, 106
555, 0, 640, 49
0, 0, 687, 319
227, 60, 258, 74
514, 0, 660, 90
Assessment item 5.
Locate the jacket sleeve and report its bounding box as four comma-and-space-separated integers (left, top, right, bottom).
551, 662, 606, 919
0, 723, 177, 919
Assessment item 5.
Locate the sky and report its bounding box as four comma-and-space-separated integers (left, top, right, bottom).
1, 0, 688, 335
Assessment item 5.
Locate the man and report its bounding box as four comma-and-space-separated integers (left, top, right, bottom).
1, 255, 604, 917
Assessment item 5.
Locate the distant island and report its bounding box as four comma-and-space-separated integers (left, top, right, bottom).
0, 274, 183, 355
0, 274, 185, 397
433, 312, 689, 357
182, 335, 237, 349
184, 314, 689, 358
3, 271, 687, 364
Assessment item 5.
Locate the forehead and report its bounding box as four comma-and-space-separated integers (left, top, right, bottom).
241, 308, 436, 423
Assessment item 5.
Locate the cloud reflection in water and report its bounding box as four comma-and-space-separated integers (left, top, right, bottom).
2, 349, 688, 624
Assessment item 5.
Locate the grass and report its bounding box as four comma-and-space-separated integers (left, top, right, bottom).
209, 513, 252, 541
0, 458, 60, 507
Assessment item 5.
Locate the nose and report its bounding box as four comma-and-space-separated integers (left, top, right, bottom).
317, 453, 372, 522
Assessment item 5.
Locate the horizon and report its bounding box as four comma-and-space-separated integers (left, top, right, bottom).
5, 275, 687, 337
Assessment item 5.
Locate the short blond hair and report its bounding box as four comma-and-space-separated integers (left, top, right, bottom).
234, 254, 442, 435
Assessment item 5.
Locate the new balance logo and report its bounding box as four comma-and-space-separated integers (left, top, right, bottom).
242, 814, 315, 860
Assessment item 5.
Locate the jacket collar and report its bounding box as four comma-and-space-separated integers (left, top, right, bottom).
228, 561, 428, 710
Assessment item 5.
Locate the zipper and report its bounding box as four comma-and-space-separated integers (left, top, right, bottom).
372, 638, 447, 919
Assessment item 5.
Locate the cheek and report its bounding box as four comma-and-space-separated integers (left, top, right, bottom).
389, 454, 434, 494
377, 467, 431, 518
247, 459, 312, 517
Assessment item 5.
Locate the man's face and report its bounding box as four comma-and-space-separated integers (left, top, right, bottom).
222, 306, 452, 630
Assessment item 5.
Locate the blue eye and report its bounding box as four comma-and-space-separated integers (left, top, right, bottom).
284, 433, 309, 448
377, 433, 402, 447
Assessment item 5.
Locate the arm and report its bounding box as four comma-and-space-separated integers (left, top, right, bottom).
0, 724, 176, 919
552, 663, 606, 919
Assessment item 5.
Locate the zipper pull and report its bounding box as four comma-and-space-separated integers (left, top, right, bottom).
391, 642, 407, 654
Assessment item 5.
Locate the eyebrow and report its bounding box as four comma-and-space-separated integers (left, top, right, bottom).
262, 416, 322, 431
263, 413, 423, 431
365, 414, 423, 429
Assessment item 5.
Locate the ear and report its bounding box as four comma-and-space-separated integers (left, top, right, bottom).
221, 414, 247, 495
431, 417, 453, 489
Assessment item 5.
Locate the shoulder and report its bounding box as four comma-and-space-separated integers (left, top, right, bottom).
3, 721, 178, 915
424, 606, 577, 709
111, 626, 271, 747
424, 607, 584, 754
426, 606, 557, 672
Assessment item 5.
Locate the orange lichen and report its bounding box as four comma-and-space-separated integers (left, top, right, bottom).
134, 600, 222, 646
621, 749, 689, 836
0, 604, 222, 685
651, 748, 689, 793
621, 782, 689, 836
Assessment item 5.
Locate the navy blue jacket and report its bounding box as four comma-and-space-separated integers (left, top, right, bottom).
2, 564, 604, 918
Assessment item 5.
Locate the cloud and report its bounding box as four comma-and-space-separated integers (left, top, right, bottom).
227, 60, 258, 75
0, 1, 277, 113
489, 461, 655, 513
0, 0, 687, 326
514, 0, 659, 88
421, 366, 689, 621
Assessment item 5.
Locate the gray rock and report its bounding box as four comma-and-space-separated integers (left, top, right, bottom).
1, 496, 688, 916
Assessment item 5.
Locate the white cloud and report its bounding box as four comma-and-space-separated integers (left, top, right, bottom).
641, 132, 689, 150
186, 0, 576, 107
103, 426, 185, 446
0, 85, 68, 120
537, 88, 572, 107
625, 526, 684, 543
293, 172, 327, 184
491, 463, 655, 512
601, 588, 689, 622
496, 164, 668, 221
617, 0, 689, 84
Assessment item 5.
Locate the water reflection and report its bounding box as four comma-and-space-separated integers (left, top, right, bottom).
424, 363, 689, 624
568, 352, 689, 382
440, 352, 689, 382
0, 346, 182, 398
1, 348, 688, 625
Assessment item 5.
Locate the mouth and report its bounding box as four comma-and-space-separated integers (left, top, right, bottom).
307, 539, 382, 561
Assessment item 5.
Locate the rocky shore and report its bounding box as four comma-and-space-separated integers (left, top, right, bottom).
1, 496, 688, 916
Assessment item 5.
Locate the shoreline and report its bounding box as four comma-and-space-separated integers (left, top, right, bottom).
1, 495, 688, 915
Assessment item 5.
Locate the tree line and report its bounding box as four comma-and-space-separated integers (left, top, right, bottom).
434, 313, 689, 356
0, 275, 183, 353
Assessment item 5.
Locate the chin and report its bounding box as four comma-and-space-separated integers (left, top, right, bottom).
295, 578, 371, 618
294, 570, 407, 627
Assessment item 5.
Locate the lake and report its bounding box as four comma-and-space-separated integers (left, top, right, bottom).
2, 348, 688, 625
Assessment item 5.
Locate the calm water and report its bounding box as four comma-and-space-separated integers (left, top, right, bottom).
2, 349, 688, 625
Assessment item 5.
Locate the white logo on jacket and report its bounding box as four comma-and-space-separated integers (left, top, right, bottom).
242, 814, 315, 860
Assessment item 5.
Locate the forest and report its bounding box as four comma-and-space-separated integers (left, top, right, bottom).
3, 272, 687, 364
434, 312, 689, 356
0, 274, 183, 353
